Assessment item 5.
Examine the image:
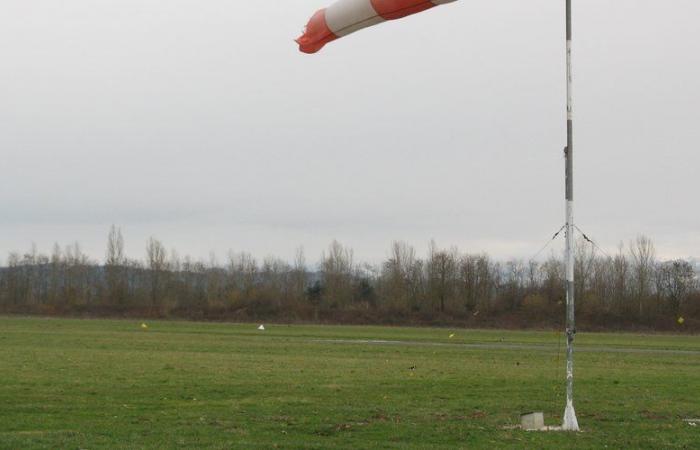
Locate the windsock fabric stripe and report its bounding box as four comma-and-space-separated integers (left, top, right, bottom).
297, 0, 457, 54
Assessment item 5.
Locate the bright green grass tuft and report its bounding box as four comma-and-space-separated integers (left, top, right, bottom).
0, 317, 698, 449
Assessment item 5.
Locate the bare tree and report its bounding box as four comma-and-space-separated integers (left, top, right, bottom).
106, 225, 125, 266
574, 237, 596, 297
5, 252, 22, 306
48, 243, 63, 306
382, 241, 418, 310
526, 260, 540, 291
2, 234, 699, 330
291, 247, 308, 303
589, 256, 613, 312
320, 240, 354, 307
146, 237, 167, 313
105, 226, 127, 307
611, 242, 630, 315
541, 255, 565, 308
228, 251, 258, 298
426, 241, 457, 313
657, 260, 696, 315
63, 242, 92, 307
630, 235, 656, 318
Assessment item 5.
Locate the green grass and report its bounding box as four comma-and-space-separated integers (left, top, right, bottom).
0, 317, 698, 449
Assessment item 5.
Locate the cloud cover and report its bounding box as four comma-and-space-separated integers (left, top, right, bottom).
1, 0, 698, 264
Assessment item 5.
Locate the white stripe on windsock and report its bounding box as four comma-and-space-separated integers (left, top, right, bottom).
326, 0, 385, 37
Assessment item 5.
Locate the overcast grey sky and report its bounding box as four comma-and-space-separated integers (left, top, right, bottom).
1, 0, 698, 265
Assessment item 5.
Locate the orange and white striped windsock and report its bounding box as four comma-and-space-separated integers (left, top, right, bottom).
296, 0, 457, 54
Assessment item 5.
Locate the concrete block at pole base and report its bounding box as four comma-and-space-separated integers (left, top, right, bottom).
562, 401, 580, 431
521, 412, 545, 431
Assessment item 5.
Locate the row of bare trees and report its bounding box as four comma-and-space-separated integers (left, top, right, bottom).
1, 227, 698, 330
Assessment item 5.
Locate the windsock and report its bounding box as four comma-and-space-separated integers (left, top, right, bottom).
296, 0, 457, 54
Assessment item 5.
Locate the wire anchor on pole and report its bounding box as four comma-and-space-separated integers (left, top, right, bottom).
574, 225, 612, 259
528, 225, 566, 263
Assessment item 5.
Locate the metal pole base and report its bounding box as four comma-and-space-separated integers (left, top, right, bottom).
562, 400, 580, 431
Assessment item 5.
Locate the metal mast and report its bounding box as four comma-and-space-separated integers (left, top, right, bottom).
562, 0, 580, 431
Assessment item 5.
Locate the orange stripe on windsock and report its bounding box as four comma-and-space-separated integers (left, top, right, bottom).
296, 9, 338, 54
370, 0, 434, 20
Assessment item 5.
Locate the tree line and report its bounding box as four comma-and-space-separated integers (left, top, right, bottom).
1, 226, 698, 331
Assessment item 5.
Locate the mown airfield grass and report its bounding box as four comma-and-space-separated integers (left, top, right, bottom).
0, 317, 698, 449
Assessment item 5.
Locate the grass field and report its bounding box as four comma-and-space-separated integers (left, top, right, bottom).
1, 317, 698, 449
